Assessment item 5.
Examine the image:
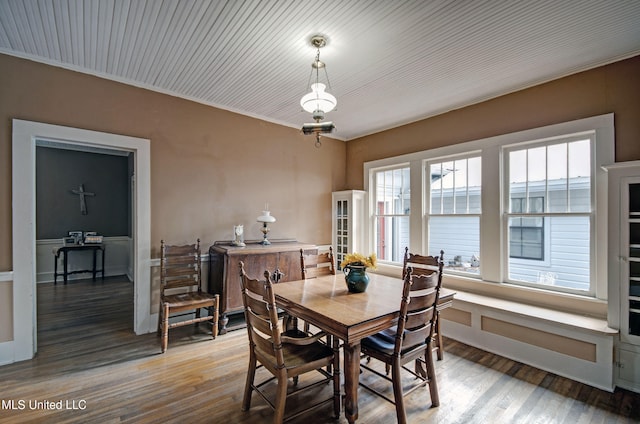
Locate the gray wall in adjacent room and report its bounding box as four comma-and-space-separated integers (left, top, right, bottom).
36, 146, 131, 239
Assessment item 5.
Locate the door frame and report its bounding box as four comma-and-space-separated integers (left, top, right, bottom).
12, 119, 151, 361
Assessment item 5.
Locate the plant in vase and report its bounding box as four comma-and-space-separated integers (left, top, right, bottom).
340, 252, 377, 293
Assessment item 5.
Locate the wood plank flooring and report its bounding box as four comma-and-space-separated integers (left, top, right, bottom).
1, 277, 639, 423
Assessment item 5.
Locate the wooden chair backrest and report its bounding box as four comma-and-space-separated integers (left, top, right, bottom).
239, 262, 285, 370
394, 257, 444, 358
160, 239, 202, 294
300, 247, 335, 279
402, 247, 444, 279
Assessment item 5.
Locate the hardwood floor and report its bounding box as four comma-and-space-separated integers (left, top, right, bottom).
1, 277, 639, 423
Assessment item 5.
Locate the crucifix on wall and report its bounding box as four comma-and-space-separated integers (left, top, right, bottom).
71, 184, 95, 215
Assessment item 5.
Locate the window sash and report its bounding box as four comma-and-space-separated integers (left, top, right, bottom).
372, 166, 410, 264
503, 135, 595, 294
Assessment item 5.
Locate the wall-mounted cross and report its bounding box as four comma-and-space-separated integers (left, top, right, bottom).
71, 184, 95, 215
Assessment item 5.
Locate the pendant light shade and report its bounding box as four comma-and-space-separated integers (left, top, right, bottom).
300, 83, 337, 117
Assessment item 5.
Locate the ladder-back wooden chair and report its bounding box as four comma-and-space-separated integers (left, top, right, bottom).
359, 260, 444, 424
157, 239, 219, 353
402, 247, 447, 360
240, 262, 340, 423
300, 247, 335, 279
298, 247, 336, 334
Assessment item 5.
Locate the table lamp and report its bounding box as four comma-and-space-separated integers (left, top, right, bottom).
257, 207, 276, 245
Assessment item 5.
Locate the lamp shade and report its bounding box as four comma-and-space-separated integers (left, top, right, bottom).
300, 83, 337, 114
256, 210, 276, 223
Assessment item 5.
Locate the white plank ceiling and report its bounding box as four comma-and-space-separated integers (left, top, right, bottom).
1, 0, 639, 140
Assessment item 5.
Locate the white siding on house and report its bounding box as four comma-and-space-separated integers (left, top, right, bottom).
510, 216, 590, 290
428, 215, 480, 271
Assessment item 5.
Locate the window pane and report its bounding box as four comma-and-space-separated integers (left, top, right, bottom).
547, 143, 567, 212
429, 157, 481, 215
428, 216, 480, 275
509, 150, 526, 210
430, 163, 443, 214
510, 140, 591, 215
375, 216, 409, 262
440, 161, 455, 214
508, 216, 590, 291
568, 140, 591, 212
468, 156, 482, 213
376, 168, 410, 215
508, 217, 544, 260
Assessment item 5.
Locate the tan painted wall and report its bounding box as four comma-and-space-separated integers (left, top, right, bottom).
0, 53, 347, 261
0, 53, 346, 342
346, 55, 640, 188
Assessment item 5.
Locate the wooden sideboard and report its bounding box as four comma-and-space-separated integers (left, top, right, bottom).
208, 240, 315, 333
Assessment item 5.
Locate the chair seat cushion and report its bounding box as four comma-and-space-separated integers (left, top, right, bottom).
362, 333, 396, 356
163, 292, 216, 308
379, 326, 397, 343
362, 330, 427, 357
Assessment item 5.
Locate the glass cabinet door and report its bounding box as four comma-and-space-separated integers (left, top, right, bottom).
336, 199, 348, 269
628, 183, 640, 336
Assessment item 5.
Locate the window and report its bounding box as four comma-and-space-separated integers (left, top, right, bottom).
509, 197, 544, 260
426, 156, 481, 274
505, 139, 592, 292
364, 114, 613, 299
373, 166, 410, 263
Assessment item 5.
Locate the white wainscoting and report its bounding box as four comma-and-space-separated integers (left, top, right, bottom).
441, 291, 616, 392
37, 237, 132, 283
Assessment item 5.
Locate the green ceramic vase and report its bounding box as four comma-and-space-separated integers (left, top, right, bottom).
343, 264, 369, 293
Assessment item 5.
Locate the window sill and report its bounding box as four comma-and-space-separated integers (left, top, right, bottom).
371, 263, 608, 320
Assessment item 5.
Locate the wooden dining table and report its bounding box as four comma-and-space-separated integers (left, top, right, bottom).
272, 272, 455, 424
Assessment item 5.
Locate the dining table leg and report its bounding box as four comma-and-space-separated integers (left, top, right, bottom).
343, 341, 361, 423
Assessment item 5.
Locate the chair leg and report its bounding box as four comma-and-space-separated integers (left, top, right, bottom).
195, 307, 201, 329
157, 300, 163, 336
274, 370, 288, 424
391, 360, 407, 424
210, 299, 219, 339
242, 352, 257, 412
425, 340, 440, 407
435, 313, 444, 360
161, 303, 169, 353
332, 337, 341, 418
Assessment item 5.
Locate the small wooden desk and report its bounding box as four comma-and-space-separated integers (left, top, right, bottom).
54, 244, 105, 284
273, 273, 455, 423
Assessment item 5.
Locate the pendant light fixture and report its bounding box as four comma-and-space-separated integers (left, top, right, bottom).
300, 35, 336, 147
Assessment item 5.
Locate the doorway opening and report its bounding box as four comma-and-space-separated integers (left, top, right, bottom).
12, 119, 151, 362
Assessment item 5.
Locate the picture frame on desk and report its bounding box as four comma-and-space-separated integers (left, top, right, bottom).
68, 231, 83, 244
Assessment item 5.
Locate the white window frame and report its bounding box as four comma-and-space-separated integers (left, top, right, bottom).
364, 114, 614, 301
502, 134, 596, 295
424, 153, 482, 277
371, 164, 411, 265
